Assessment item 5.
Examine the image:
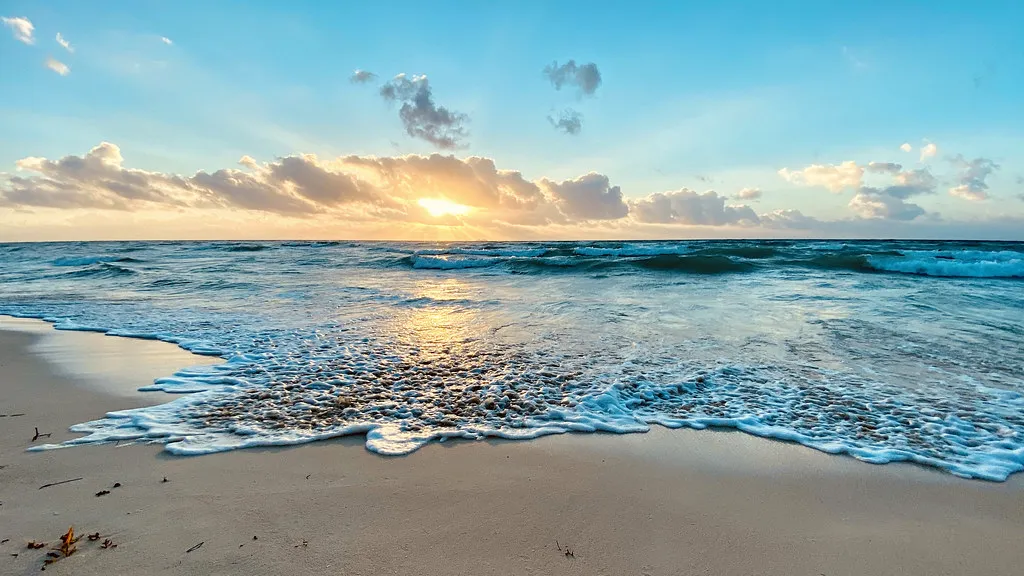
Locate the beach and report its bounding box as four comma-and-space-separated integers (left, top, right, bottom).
2, 319, 1022, 575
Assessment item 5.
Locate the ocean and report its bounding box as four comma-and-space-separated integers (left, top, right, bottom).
1, 239, 1022, 480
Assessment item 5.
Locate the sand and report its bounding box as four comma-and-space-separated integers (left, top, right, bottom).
1, 319, 1022, 575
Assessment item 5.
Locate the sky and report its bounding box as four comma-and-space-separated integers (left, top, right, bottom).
1, 0, 1023, 241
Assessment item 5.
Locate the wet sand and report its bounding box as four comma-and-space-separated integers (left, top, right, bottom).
1, 319, 1022, 575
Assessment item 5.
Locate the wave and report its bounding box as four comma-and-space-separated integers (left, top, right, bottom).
868, 255, 1024, 278
631, 254, 755, 274
574, 245, 692, 257
414, 247, 549, 258
403, 253, 754, 275
61, 262, 138, 279
408, 255, 502, 270
53, 256, 143, 267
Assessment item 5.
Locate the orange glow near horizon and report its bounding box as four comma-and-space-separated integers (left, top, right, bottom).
417, 198, 472, 218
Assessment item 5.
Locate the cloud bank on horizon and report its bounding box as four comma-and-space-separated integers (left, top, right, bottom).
2, 139, 1018, 240
1, 3, 1022, 240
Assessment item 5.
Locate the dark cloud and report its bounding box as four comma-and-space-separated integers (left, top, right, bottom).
547, 109, 582, 135
539, 173, 628, 221
543, 60, 602, 96
865, 162, 903, 174
630, 189, 759, 226
949, 155, 999, 201
379, 74, 469, 149
349, 69, 377, 83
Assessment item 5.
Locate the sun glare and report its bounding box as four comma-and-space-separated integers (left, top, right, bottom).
418, 198, 472, 218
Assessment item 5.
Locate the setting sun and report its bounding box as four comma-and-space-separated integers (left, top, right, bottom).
417, 198, 472, 217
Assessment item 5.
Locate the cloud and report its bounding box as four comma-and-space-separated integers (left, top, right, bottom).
760, 209, 818, 229
865, 162, 902, 175
900, 143, 912, 153
778, 160, 863, 192
630, 189, 759, 226
160, 36, 173, 45
2, 16, 34, 45
539, 173, 628, 221
920, 142, 938, 161
56, 32, 73, 53
379, 74, 469, 149
848, 190, 925, 221
735, 187, 762, 200
547, 109, 582, 135
948, 155, 998, 201
5, 143, 187, 210
2, 142, 636, 226
543, 60, 602, 96
45, 57, 70, 76
847, 165, 936, 221
349, 69, 377, 83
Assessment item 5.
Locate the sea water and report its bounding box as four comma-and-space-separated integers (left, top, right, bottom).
0, 240, 1021, 480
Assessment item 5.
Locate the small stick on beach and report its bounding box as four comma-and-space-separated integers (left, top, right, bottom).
38, 477, 83, 490
31, 427, 51, 441
185, 541, 204, 553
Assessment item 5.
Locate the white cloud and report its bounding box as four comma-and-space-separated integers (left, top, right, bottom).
778, 160, 863, 192
539, 173, 629, 221
56, 32, 73, 53
920, 142, 938, 161
900, 143, 912, 153
630, 189, 759, 226
2, 16, 34, 44
160, 36, 173, 45
45, 57, 70, 76
735, 187, 762, 200
350, 69, 377, 83
848, 191, 925, 221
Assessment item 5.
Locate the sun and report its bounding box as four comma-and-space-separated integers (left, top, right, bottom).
418, 198, 472, 217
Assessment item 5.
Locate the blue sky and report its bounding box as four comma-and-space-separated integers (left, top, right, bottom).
1, 0, 1023, 240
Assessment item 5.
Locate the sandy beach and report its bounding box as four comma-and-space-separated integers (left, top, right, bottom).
1, 319, 1022, 576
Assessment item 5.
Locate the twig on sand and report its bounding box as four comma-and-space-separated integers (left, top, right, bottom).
38, 477, 83, 490
95, 490, 110, 497
294, 539, 308, 548
554, 540, 574, 558
185, 541, 204, 553
31, 427, 51, 441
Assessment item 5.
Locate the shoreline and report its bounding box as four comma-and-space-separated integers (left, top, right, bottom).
1, 321, 1022, 575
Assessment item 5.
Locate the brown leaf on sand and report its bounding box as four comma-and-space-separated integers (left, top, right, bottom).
100, 539, 117, 549
26, 541, 46, 549
87, 532, 101, 542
